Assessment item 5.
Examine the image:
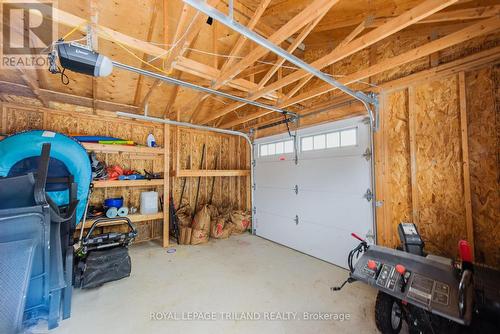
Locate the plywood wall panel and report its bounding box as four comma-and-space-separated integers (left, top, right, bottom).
5, 107, 43, 133
385, 89, 412, 248
372, 33, 429, 84
45, 113, 78, 134
413, 75, 466, 258
466, 66, 500, 267
173, 128, 250, 211
375, 67, 498, 267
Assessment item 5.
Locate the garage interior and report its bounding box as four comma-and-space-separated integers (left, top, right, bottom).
0, 0, 499, 333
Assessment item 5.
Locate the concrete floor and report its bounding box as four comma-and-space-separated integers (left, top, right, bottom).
48, 234, 378, 334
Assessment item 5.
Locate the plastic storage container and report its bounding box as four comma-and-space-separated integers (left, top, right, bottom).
140, 191, 158, 215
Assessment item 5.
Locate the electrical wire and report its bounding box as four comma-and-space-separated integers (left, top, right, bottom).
147, 13, 200, 65
123, 38, 379, 89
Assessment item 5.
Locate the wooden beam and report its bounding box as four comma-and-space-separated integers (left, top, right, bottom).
212, 0, 339, 89
315, 4, 500, 32
285, 17, 369, 101
204, 0, 460, 125
247, 46, 500, 138
284, 16, 500, 107
133, 0, 161, 106
0, 80, 139, 113
24, 1, 268, 104
458, 71, 474, 260
138, 2, 203, 111
163, 123, 170, 247
90, 0, 99, 113
17, 69, 50, 107
227, 42, 500, 130
188, 0, 285, 122
408, 86, 419, 225
256, 10, 328, 91
217, 0, 272, 74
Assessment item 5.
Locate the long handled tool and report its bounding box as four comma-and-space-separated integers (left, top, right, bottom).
176, 155, 190, 212
192, 144, 206, 222
208, 154, 218, 205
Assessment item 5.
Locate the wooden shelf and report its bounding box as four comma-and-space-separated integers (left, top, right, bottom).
175, 169, 250, 177
76, 212, 163, 229
82, 142, 164, 155
92, 179, 164, 188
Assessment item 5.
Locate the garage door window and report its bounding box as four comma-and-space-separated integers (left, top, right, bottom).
301, 127, 357, 152
260, 139, 294, 157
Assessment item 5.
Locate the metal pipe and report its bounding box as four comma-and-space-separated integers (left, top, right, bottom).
115, 112, 256, 233
112, 61, 296, 118
183, 0, 377, 107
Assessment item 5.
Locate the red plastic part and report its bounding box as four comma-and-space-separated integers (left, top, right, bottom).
458, 240, 473, 263
367, 260, 377, 270
351, 232, 365, 242
396, 264, 406, 275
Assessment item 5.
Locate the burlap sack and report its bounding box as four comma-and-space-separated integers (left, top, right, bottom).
176, 201, 192, 227
211, 216, 233, 239
191, 228, 209, 245
179, 226, 192, 244
206, 204, 219, 219
177, 213, 192, 227
220, 222, 233, 239
192, 205, 211, 232
230, 210, 251, 234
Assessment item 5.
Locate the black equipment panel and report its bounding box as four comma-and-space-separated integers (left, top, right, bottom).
351, 245, 464, 324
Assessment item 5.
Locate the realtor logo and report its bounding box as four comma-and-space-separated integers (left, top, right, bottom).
1, 0, 57, 68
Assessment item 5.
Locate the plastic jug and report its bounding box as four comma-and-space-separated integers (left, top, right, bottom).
140, 191, 158, 215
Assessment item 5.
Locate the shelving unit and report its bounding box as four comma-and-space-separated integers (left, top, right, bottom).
84, 134, 170, 247
82, 142, 164, 155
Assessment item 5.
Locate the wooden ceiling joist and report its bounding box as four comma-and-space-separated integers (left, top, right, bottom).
248, 44, 500, 138
202, 0, 460, 125
220, 16, 500, 129
17, 69, 50, 108
26, 1, 275, 107
284, 16, 370, 102
132, 0, 161, 106
315, 4, 500, 32
212, 0, 340, 90
218, 0, 272, 74
189, 0, 272, 123
139, 0, 221, 111
256, 10, 328, 91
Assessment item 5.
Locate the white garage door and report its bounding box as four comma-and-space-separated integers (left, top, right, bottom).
254, 116, 375, 269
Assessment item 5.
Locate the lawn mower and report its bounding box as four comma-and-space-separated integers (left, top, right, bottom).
333, 223, 500, 333
73, 217, 137, 289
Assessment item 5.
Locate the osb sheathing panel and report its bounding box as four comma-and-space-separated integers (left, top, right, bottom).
300, 48, 370, 105
384, 89, 412, 248
466, 66, 500, 267
372, 33, 430, 84
439, 32, 500, 65
172, 128, 250, 212
413, 75, 466, 259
